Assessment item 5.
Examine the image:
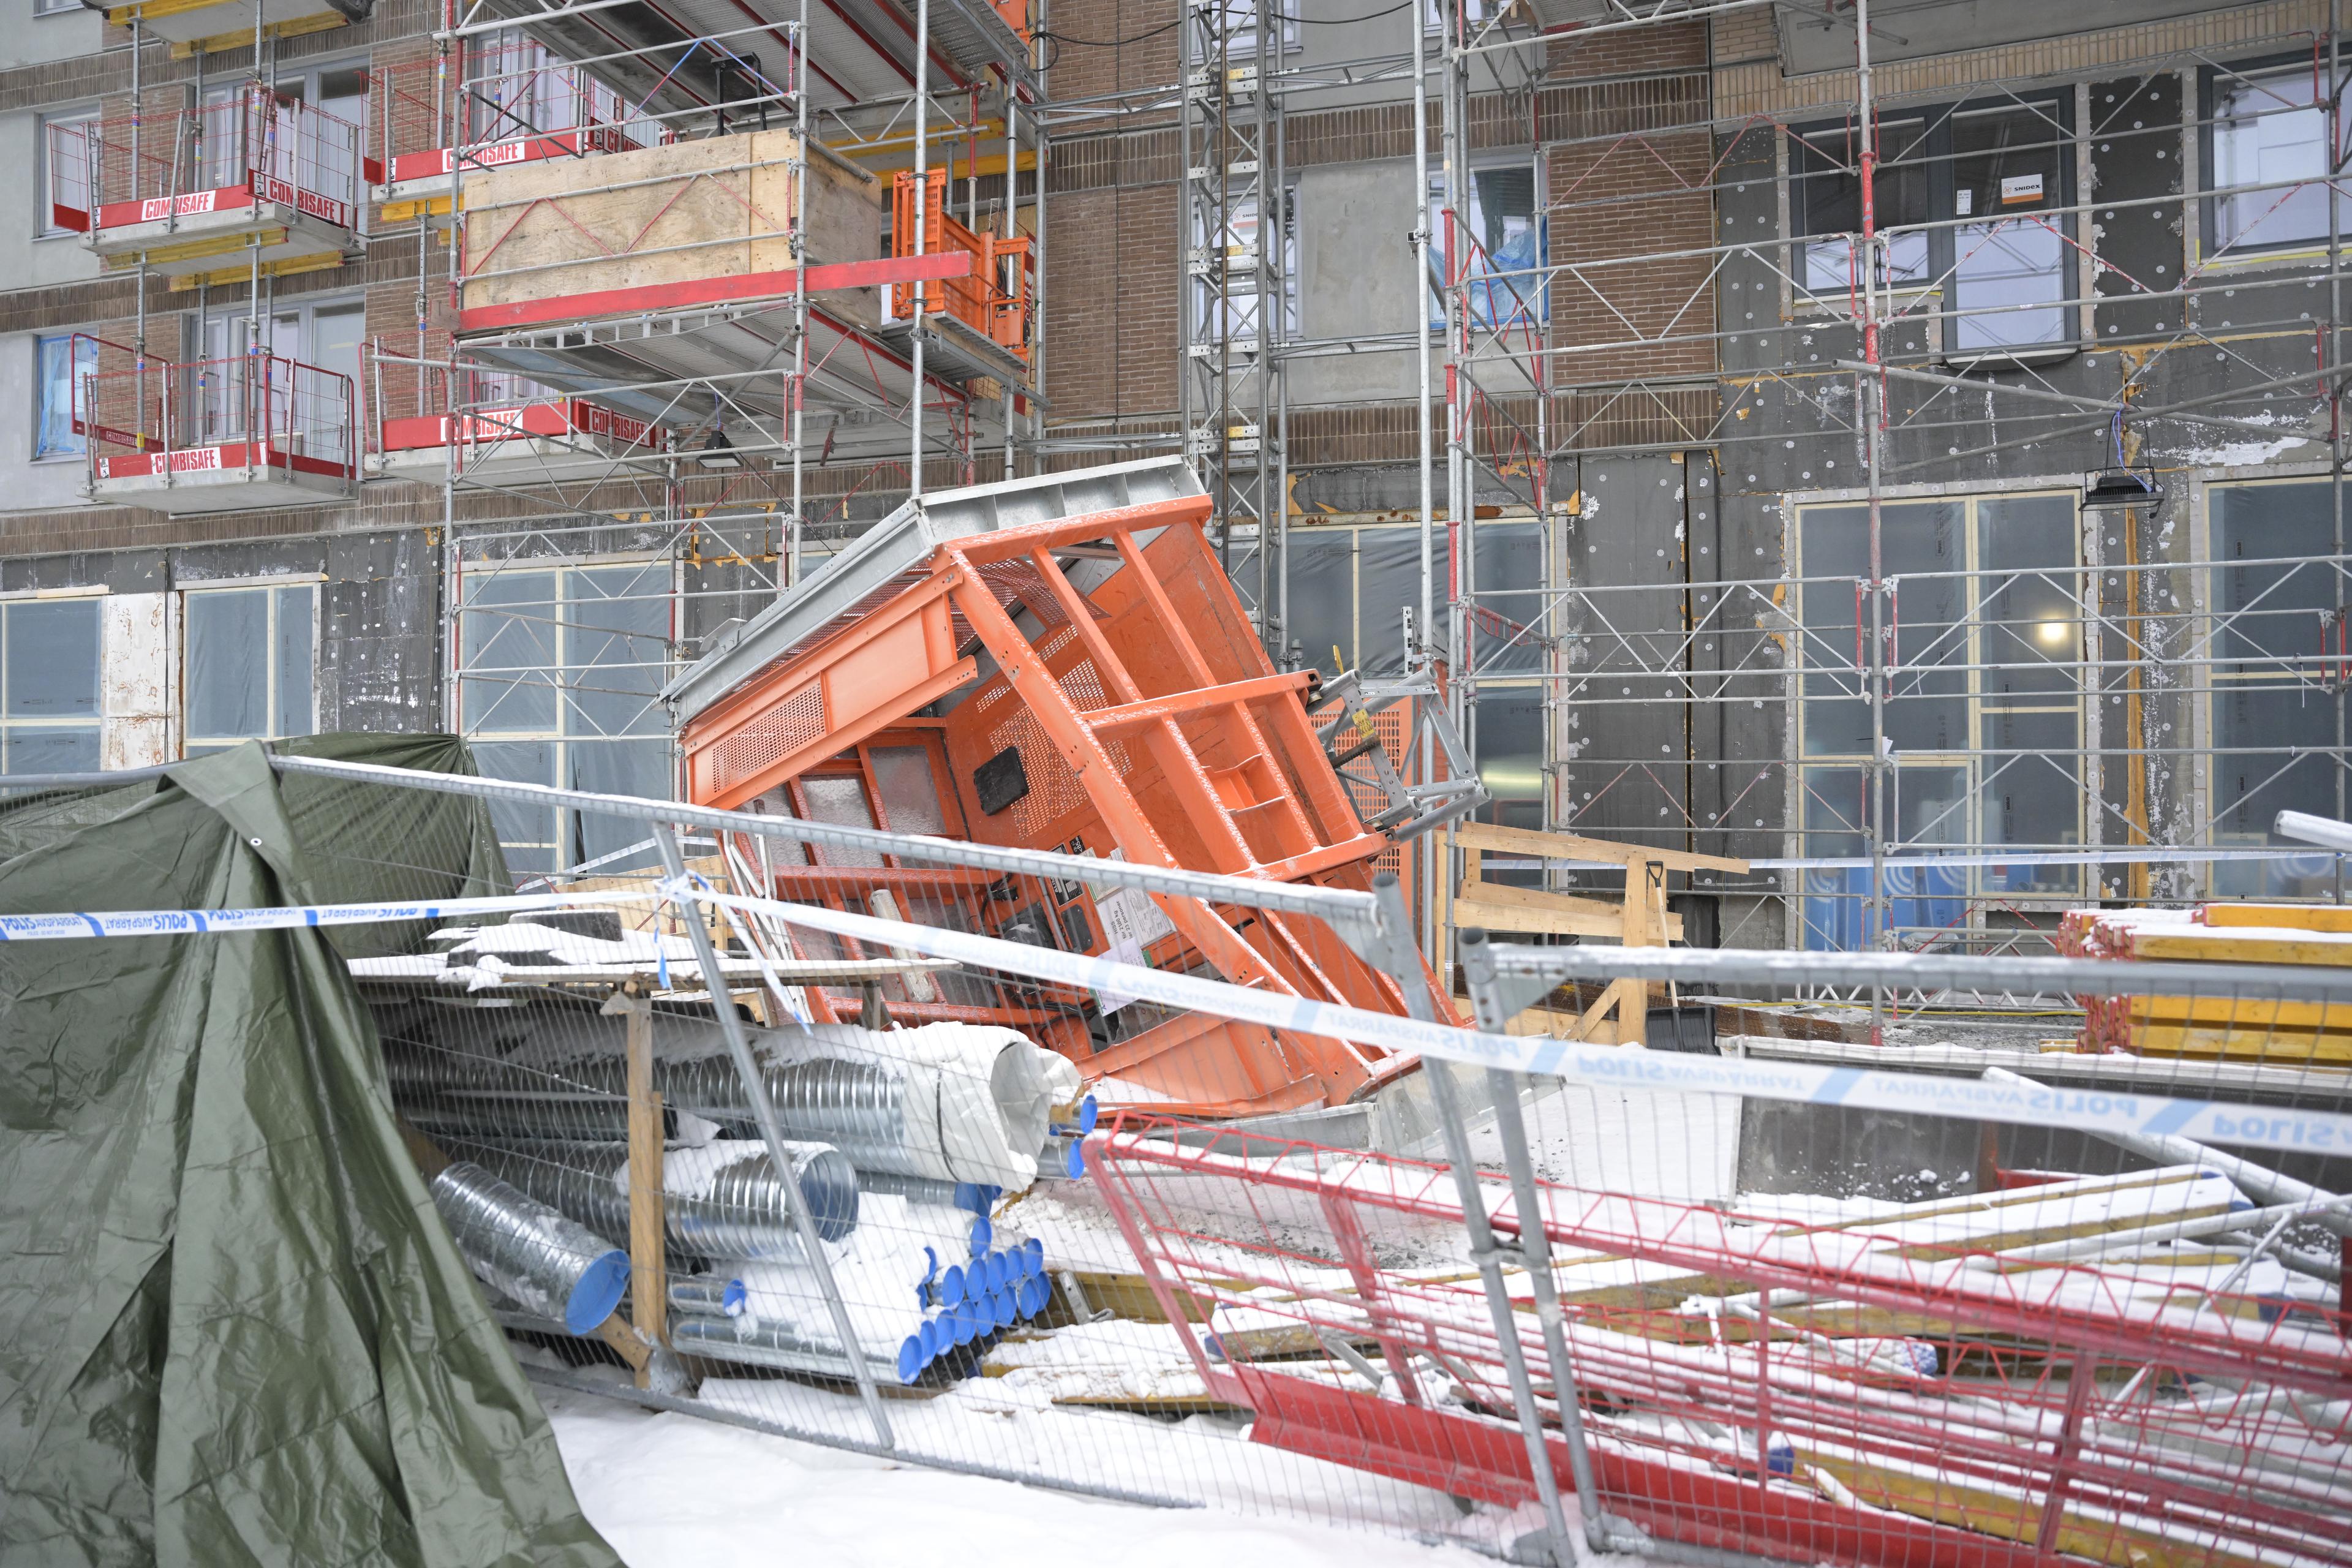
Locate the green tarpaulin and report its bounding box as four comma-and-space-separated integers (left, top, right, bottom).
0, 736, 620, 1568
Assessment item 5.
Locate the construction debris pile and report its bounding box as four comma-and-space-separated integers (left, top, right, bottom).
364, 918, 1094, 1387
1093, 1120, 2352, 1568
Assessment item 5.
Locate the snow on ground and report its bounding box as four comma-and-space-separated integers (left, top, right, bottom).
545, 1381, 1506, 1568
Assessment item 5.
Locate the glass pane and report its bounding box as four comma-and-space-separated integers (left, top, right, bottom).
1471, 521, 1545, 675
1471, 685, 1545, 831
1793, 119, 1931, 290
2213, 480, 2334, 662
1798, 502, 1965, 755
1430, 165, 1547, 327
274, 584, 315, 737
2213, 68, 2348, 254
470, 739, 560, 875
185, 589, 270, 740
4, 724, 100, 775
36, 336, 92, 458
459, 568, 560, 733
5, 598, 100, 718
1952, 221, 2069, 353
1980, 494, 2079, 703
2211, 480, 2348, 865
565, 563, 669, 738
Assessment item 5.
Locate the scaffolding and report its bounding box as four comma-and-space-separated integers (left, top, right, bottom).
1019, 0, 2352, 959
419, 0, 1049, 837
418, 0, 2352, 953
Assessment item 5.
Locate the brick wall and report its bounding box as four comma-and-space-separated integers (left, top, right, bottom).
1041, 0, 1180, 113
1548, 126, 1714, 386
1041, 183, 1175, 420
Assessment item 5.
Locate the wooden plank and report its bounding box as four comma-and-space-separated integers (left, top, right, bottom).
2127, 929, 2352, 967
2127, 1023, 2352, 1063
1453, 894, 1662, 943
2123, 993, 2352, 1030
1454, 878, 1686, 940
614, 991, 666, 1386
1453, 820, 1749, 875
2199, 902, 2352, 932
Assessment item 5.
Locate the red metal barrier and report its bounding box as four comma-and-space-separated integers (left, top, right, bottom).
1091, 1119, 2352, 1568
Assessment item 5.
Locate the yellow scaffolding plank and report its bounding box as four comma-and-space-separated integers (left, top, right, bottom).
2199, 902, 2352, 932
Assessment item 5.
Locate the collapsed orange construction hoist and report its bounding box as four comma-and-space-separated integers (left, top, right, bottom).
664, 458, 1484, 1116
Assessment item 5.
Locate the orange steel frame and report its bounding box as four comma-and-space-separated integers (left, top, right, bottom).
682, 491, 1453, 1114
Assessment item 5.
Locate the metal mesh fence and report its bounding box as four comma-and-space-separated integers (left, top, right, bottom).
12, 753, 2350, 1562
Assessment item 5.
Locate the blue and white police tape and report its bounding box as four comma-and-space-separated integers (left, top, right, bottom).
0, 889, 645, 942
698, 889, 2352, 1161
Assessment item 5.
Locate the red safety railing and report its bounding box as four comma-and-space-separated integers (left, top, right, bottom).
360, 337, 666, 473
1092, 1119, 2352, 1568
47, 81, 360, 236
368, 41, 664, 189
892, 168, 1033, 362
73, 333, 355, 486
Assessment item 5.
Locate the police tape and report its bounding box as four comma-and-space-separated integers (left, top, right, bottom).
0, 889, 644, 941
703, 890, 2352, 1161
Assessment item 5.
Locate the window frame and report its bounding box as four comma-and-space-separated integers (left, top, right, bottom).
1792, 487, 2089, 906
35, 105, 97, 240
2201, 473, 2352, 898
456, 555, 677, 873
34, 0, 83, 16
0, 589, 105, 777
2198, 53, 2351, 265
1428, 157, 1549, 331
178, 578, 321, 755
33, 332, 96, 462
1787, 90, 2079, 360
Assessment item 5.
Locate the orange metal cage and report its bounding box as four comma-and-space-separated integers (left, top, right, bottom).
891, 168, 1033, 363
678, 475, 1449, 1115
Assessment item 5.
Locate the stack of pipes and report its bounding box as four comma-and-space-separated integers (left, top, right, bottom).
376, 995, 1095, 1386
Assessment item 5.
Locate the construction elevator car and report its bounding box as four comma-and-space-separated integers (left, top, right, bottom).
664, 456, 1483, 1116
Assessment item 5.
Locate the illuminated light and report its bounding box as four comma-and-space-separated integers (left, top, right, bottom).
2035, 620, 2070, 646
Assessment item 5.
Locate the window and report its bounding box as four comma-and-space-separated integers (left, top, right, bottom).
2206, 61, 2350, 257
1428, 164, 1546, 330
35, 334, 94, 459
199, 298, 363, 453
1422, 0, 1492, 34
37, 108, 96, 237
459, 560, 672, 873
2208, 479, 2349, 897
183, 584, 316, 755
34, 0, 81, 15
1193, 0, 1297, 56
1194, 190, 1298, 345
1796, 491, 2085, 931
1790, 95, 2075, 358
0, 597, 102, 774
1791, 116, 1932, 292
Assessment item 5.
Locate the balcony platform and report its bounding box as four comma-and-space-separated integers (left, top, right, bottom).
92, 442, 352, 513
366, 402, 668, 483
88, 183, 355, 278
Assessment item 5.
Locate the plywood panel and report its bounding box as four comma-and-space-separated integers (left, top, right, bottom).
461, 130, 880, 320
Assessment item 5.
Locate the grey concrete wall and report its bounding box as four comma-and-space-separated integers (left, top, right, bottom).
1289, 157, 1429, 409
6, 6, 104, 72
